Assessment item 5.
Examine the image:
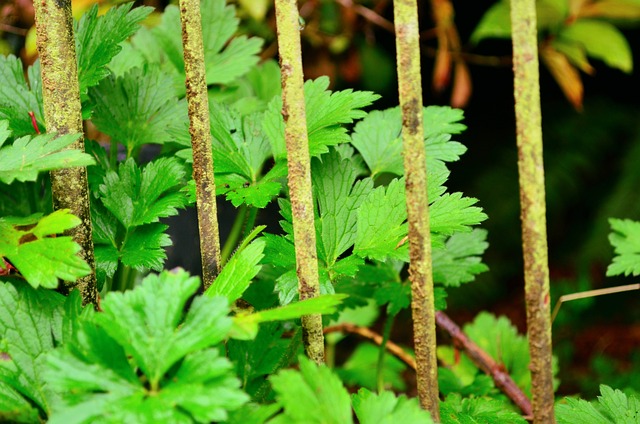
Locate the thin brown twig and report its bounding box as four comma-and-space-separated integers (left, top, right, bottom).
335, 0, 395, 33
324, 323, 418, 370
436, 311, 533, 418
325, 314, 534, 419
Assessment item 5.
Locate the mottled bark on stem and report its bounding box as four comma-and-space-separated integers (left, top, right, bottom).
179, 0, 221, 289
509, 0, 556, 422
393, 0, 440, 419
274, 0, 325, 364
33, 0, 98, 306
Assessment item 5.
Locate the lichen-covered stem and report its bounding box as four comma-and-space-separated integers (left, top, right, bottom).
33, 0, 98, 306
274, 0, 325, 364
179, 0, 221, 288
509, 0, 556, 422
393, 0, 440, 419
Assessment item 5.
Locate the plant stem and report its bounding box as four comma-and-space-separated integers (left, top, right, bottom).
435, 311, 533, 418
33, 0, 98, 307
376, 313, 395, 393
393, 0, 440, 418
509, 0, 556, 422
221, 205, 247, 264
179, 0, 222, 289
242, 206, 258, 240
274, 0, 325, 364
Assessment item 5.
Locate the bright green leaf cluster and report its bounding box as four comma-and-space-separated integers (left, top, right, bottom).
606, 218, 640, 277
269, 356, 433, 424
263, 77, 380, 159
0, 283, 81, 422
92, 158, 188, 287
0, 121, 94, 185
75, 3, 153, 99
46, 270, 248, 423
0, 55, 44, 136
0, 210, 91, 289
440, 393, 527, 423
556, 385, 640, 423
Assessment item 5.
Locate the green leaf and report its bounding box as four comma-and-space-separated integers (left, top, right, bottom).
471, 0, 567, 44
352, 388, 434, 424
0, 210, 91, 289
0, 380, 40, 423
75, 3, 153, 99
136, 0, 262, 94
338, 343, 407, 391
430, 193, 487, 236
559, 20, 633, 73
264, 76, 380, 159
0, 124, 94, 184
234, 294, 346, 326
440, 393, 528, 423
0, 281, 77, 418
47, 270, 248, 423
556, 385, 640, 423
607, 218, 640, 276
226, 403, 282, 424
0, 55, 44, 137
432, 229, 489, 287
206, 238, 265, 303
312, 149, 373, 265
90, 66, 187, 154
354, 178, 408, 262
270, 356, 353, 424
99, 157, 187, 228
227, 323, 300, 399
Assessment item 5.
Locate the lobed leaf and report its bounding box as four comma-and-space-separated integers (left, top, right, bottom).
0, 210, 91, 289
352, 388, 433, 424
606, 218, 640, 277
0, 123, 94, 185
0, 56, 44, 137
75, 3, 153, 98
269, 356, 353, 424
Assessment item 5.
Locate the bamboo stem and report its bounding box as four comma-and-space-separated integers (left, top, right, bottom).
274, 0, 325, 364
393, 0, 439, 418
33, 0, 98, 306
179, 0, 222, 289
509, 0, 556, 421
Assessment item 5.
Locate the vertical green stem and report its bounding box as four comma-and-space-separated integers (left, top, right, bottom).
33, 0, 98, 307
509, 1, 556, 422
274, 0, 325, 364
393, 0, 440, 418
179, 0, 222, 289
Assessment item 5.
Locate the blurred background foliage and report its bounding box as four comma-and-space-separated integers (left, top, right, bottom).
2, 0, 640, 398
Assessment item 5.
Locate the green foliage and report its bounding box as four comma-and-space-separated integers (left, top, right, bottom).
0, 283, 80, 422
75, 3, 153, 100
439, 393, 528, 423
46, 270, 248, 423
337, 343, 407, 391
90, 66, 187, 155
352, 388, 434, 424
556, 385, 640, 423
263, 77, 380, 159
607, 218, 640, 276
124, 0, 262, 96
0, 210, 92, 289
0, 121, 94, 185
92, 158, 188, 287
269, 356, 434, 424
0, 55, 44, 136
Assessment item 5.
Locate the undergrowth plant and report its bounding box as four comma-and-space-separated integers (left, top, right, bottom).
0, 0, 638, 422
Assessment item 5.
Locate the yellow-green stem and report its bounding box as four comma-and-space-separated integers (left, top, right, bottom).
33, 0, 98, 306
274, 0, 325, 364
393, 0, 440, 418
509, 0, 556, 422
179, 0, 222, 289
